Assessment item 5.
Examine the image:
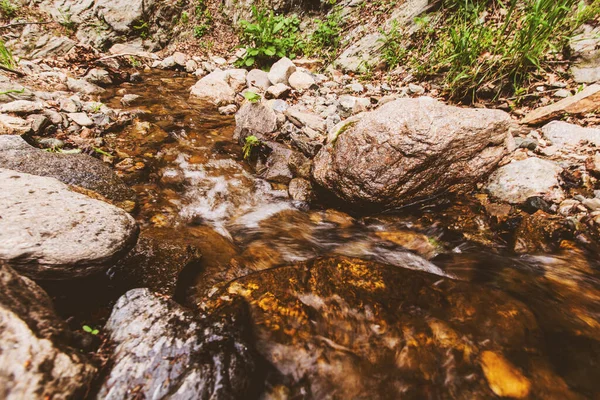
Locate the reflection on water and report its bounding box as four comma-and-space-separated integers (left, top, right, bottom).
98, 71, 600, 398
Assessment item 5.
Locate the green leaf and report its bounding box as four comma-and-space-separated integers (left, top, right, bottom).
243, 91, 261, 103
83, 325, 93, 333
273, 20, 285, 33
92, 329, 99, 335
264, 46, 276, 56
245, 57, 255, 67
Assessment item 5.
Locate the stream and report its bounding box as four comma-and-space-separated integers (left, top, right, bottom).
43, 71, 600, 398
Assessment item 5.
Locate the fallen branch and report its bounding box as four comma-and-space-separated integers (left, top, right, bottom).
0, 64, 25, 77
0, 21, 52, 29
96, 52, 156, 62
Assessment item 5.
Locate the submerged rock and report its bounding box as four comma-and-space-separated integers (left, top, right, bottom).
313, 97, 511, 208
485, 158, 564, 205
201, 256, 573, 399
0, 263, 96, 399
99, 288, 264, 399
0, 135, 136, 204
0, 169, 138, 279
109, 227, 203, 297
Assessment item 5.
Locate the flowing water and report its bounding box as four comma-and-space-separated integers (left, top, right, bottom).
46, 71, 600, 398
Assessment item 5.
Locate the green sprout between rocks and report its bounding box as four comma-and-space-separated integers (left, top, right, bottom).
243, 135, 260, 160
83, 325, 99, 335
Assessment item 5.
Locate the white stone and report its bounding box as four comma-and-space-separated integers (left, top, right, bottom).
486, 158, 564, 204
268, 57, 296, 85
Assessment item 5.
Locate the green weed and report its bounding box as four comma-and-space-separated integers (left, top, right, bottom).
181, 11, 189, 24
0, 39, 16, 69
83, 325, 99, 335
58, 8, 76, 31
243, 135, 260, 159
304, 9, 343, 59
0, 0, 17, 18
391, 0, 597, 101
243, 91, 261, 103
378, 20, 408, 70
236, 6, 302, 67
133, 19, 150, 39
194, 0, 213, 38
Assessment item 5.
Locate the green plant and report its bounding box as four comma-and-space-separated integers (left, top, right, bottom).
90, 102, 103, 113
0, 88, 24, 96
378, 20, 408, 70
94, 147, 113, 157
0, 40, 16, 69
181, 11, 189, 24
236, 6, 302, 67
0, 0, 17, 18
58, 8, 76, 31
82, 325, 99, 335
129, 56, 141, 68
194, 24, 210, 38
133, 19, 150, 39
406, 0, 595, 101
243, 135, 260, 159
243, 91, 261, 103
193, 0, 213, 38
304, 9, 343, 59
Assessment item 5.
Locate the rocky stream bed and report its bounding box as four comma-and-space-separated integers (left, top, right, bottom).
0, 62, 599, 399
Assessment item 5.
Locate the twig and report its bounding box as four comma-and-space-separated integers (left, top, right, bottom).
0, 21, 52, 29
0, 64, 24, 77
96, 53, 156, 62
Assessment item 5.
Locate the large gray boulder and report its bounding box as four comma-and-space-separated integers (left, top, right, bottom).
0, 135, 135, 205
0, 263, 96, 399
98, 288, 263, 399
0, 169, 138, 279
313, 97, 512, 208
485, 158, 565, 205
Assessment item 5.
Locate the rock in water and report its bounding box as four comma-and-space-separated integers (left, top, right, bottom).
313, 97, 512, 208
0, 135, 136, 205
108, 227, 203, 297
99, 288, 264, 399
0, 169, 138, 279
201, 256, 574, 399
0, 263, 96, 399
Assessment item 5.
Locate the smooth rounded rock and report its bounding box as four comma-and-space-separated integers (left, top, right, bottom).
268, 57, 296, 85
0, 135, 136, 204
0, 169, 138, 279
190, 70, 236, 106
288, 71, 316, 91
313, 97, 512, 208
485, 158, 564, 204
